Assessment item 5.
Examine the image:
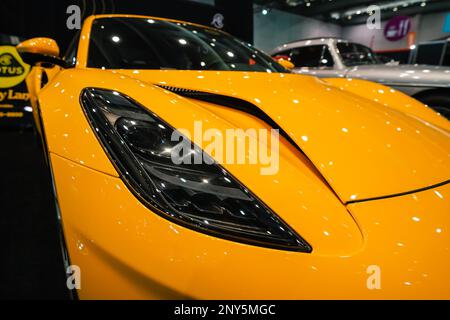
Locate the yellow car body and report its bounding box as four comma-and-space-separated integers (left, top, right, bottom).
23, 14, 450, 299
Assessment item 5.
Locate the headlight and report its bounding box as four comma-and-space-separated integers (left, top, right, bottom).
80, 88, 311, 252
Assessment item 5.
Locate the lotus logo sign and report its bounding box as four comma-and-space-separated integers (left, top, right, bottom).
0, 46, 30, 88
384, 16, 412, 41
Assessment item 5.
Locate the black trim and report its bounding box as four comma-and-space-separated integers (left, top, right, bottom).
39, 70, 49, 88
347, 180, 450, 204
19, 52, 68, 68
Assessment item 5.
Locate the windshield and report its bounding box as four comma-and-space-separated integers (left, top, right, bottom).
87, 17, 285, 73
336, 42, 380, 66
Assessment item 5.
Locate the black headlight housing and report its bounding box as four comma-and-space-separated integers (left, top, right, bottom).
80, 88, 311, 252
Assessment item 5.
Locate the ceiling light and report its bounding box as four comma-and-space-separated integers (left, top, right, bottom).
262, 9, 269, 15
342, 0, 428, 19
285, 0, 302, 6
331, 12, 340, 19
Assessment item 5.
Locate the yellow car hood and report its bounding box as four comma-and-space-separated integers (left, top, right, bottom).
118, 70, 450, 203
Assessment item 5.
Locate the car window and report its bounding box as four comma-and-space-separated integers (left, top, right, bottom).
443, 42, 450, 66
64, 30, 80, 68
276, 45, 333, 68
336, 42, 379, 66
87, 17, 286, 73
415, 42, 446, 66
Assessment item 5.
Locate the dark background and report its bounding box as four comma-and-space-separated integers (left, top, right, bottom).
1, 0, 254, 52
0, 129, 71, 299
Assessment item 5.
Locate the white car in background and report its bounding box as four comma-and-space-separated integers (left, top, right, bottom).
272, 38, 450, 119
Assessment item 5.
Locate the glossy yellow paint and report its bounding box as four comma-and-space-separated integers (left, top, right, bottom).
24, 14, 450, 299
26, 65, 61, 137
276, 58, 295, 71
17, 37, 60, 57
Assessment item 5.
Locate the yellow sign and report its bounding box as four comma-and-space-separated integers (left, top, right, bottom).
0, 46, 30, 89
0, 89, 29, 102
0, 111, 23, 118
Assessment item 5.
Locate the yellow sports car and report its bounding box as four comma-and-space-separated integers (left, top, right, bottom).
17, 14, 450, 299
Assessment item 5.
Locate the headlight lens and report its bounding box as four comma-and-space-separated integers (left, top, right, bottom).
80, 88, 311, 252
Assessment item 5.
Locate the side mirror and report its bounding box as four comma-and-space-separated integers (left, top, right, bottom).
273, 55, 295, 71
16, 37, 67, 68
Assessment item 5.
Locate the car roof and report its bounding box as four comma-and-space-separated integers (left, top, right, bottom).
283, 37, 343, 45
271, 37, 349, 55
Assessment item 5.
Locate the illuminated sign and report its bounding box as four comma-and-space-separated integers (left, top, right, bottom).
0, 45, 31, 125
0, 46, 30, 88
384, 16, 412, 41
444, 13, 450, 33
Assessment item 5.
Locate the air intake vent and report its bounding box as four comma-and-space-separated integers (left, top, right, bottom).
157, 84, 281, 128
156, 84, 306, 157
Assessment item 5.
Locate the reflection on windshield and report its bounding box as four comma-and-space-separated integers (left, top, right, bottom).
88, 17, 286, 73
336, 42, 380, 66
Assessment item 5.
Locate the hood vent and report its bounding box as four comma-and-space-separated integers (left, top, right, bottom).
157, 84, 302, 153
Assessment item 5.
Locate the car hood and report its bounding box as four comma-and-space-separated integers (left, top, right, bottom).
118, 70, 450, 203
346, 64, 450, 87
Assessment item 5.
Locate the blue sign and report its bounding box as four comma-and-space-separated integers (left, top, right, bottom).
444, 13, 450, 33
